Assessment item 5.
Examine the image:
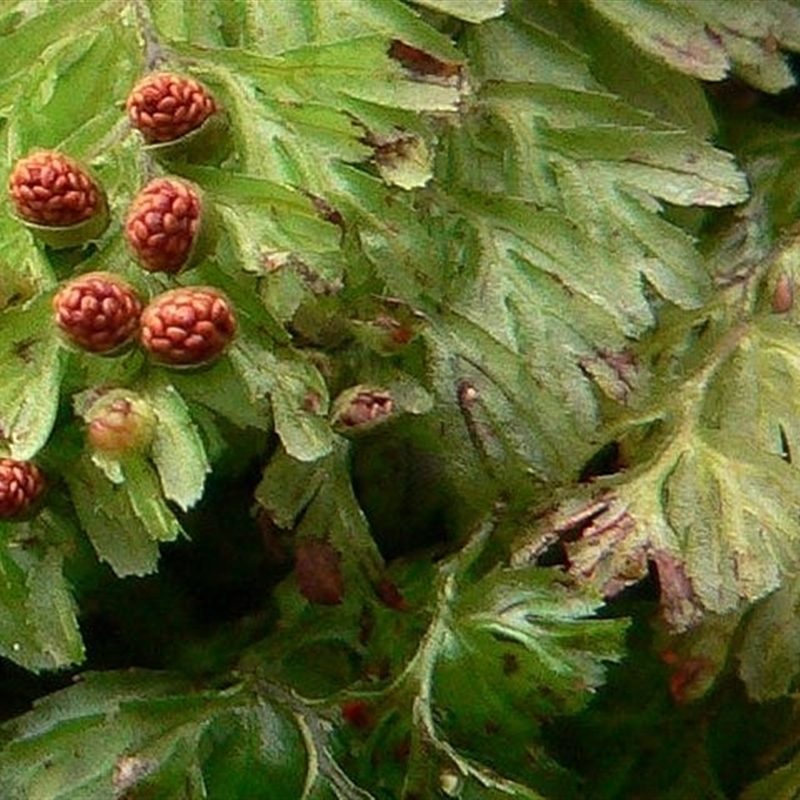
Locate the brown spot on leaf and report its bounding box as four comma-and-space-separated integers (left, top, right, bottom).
388, 40, 462, 82
341, 699, 374, 730
295, 539, 344, 605
374, 314, 414, 345
352, 296, 426, 354
304, 191, 345, 233
261, 250, 343, 295
773, 272, 794, 314
375, 576, 407, 610
361, 129, 430, 188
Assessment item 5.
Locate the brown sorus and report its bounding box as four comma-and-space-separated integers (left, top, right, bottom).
53, 272, 144, 353
8, 151, 102, 227
0, 459, 45, 519
127, 72, 217, 144
125, 178, 203, 274
85, 390, 156, 455
140, 286, 236, 366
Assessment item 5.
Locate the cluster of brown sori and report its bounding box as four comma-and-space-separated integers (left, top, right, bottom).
2, 71, 235, 516
51, 273, 236, 366
7, 70, 236, 363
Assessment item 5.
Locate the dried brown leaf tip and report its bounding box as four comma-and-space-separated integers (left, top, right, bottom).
124, 178, 203, 274
8, 151, 103, 228
140, 286, 236, 367
516, 494, 704, 632
0, 458, 45, 519
127, 72, 217, 144
53, 272, 143, 354
388, 40, 463, 84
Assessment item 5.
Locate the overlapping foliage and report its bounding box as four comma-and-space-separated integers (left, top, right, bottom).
1, 0, 800, 797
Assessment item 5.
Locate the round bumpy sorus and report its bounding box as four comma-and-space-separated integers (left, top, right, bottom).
0, 459, 45, 519
8, 151, 108, 246
8, 151, 101, 227
331, 385, 394, 437
140, 286, 236, 366
125, 178, 203, 274
127, 72, 217, 144
83, 389, 156, 456
53, 272, 144, 354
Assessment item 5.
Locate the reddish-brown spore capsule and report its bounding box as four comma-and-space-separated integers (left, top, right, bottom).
85, 392, 156, 456
53, 272, 144, 353
126, 72, 217, 144
0, 459, 45, 519
124, 178, 202, 274
8, 151, 102, 227
140, 286, 236, 366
